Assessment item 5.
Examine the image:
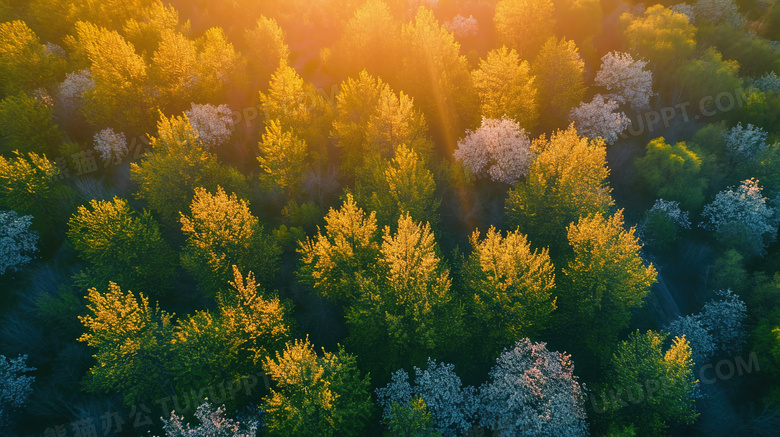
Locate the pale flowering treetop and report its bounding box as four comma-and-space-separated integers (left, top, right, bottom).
649, 199, 691, 229
594, 51, 653, 112
376, 360, 477, 437
666, 314, 716, 365
0, 210, 39, 276
700, 289, 747, 356
751, 72, 780, 94
58, 69, 94, 111
694, 0, 745, 28
0, 354, 35, 426
161, 401, 258, 437
184, 103, 234, 150
701, 178, 778, 252
453, 116, 533, 185
446, 14, 479, 39
478, 339, 588, 436
670, 3, 696, 23
93, 128, 128, 164
723, 122, 768, 160
569, 94, 630, 145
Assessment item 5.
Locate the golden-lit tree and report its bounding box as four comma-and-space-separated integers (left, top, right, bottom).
130, 112, 248, 224
195, 27, 246, 103
180, 186, 280, 297
150, 30, 198, 112
245, 16, 289, 88
79, 282, 176, 406
506, 126, 613, 255
471, 46, 539, 131
494, 0, 556, 59
69, 21, 156, 133
531, 37, 586, 128
332, 70, 431, 177
623, 5, 696, 71
558, 211, 657, 358
355, 144, 440, 230
398, 7, 478, 143
0, 20, 66, 98
463, 226, 556, 355
262, 338, 373, 437
257, 119, 308, 192
605, 330, 698, 435
173, 266, 291, 401
67, 197, 175, 295
298, 194, 380, 304
346, 214, 461, 376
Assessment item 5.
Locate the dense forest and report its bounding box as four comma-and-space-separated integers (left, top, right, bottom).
2, 0, 780, 435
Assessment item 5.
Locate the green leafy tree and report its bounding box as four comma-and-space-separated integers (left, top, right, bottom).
262, 338, 373, 437
69, 21, 156, 133
675, 47, 742, 106
471, 46, 539, 131
332, 70, 431, 177
531, 37, 586, 128
355, 145, 440, 230
623, 5, 696, 71
67, 197, 175, 295
558, 211, 657, 358
130, 113, 248, 224
493, 0, 556, 59
79, 282, 176, 406
346, 214, 460, 376
257, 119, 308, 192
462, 226, 556, 356
506, 126, 613, 255
604, 330, 698, 436
0, 92, 61, 155
180, 186, 280, 297
634, 137, 709, 211
386, 398, 441, 437
298, 194, 380, 303
0, 20, 65, 98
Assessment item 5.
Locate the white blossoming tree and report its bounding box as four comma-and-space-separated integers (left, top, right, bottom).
665, 289, 747, 365
446, 15, 478, 39
478, 339, 588, 436
453, 116, 533, 185
752, 72, 780, 94
569, 94, 631, 145
700, 289, 748, 356
700, 178, 778, 255
670, 3, 696, 23
376, 360, 477, 437
161, 401, 258, 437
0, 354, 35, 426
58, 69, 94, 113
0, 210, 39, 275
93, 128, 128, 165
594, 52, 654, 112
184, 103, 234, 150
722, 122, 768, 160
694, 0, 745, 28
641, 199, 691, 251
666, 314, 716, 365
